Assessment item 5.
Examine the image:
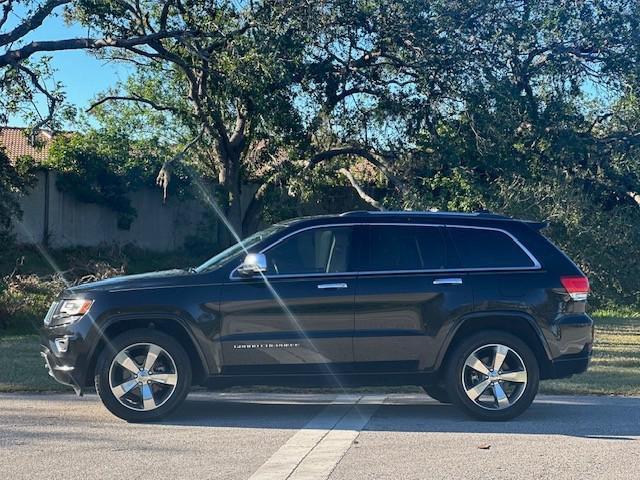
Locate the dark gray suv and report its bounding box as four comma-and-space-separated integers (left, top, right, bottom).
41, 211, 593, 422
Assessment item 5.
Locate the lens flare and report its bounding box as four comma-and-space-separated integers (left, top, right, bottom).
190, 175, 351, 392
16, 174, 354, 399
15, 222, 122, 369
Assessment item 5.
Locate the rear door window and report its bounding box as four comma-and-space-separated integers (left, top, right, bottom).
447, 227, 536, 269
368, 225, 447, 271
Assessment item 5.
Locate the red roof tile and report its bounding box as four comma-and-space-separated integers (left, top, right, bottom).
0, 127, 53, 164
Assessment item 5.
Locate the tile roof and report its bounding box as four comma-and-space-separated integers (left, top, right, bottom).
0, 126, 53, 164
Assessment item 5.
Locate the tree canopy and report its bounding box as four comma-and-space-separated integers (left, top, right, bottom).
1, 0, 640, 306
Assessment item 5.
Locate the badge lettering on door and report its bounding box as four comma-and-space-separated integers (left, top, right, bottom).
232, 342, 301, 350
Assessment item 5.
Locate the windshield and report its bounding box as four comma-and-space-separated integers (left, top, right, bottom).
194, 223, 289, 273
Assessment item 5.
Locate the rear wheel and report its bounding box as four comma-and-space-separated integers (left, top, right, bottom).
421, 384, 451, 403
446, 331, 539, 421
95, 329, 192, 422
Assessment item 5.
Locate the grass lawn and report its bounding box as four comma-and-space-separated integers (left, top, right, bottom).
0, 335, 67, 392
1, 311, 638, 395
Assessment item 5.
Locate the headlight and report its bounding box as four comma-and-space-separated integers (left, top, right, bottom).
58, 299, 94, 317
44, 299, 94, 326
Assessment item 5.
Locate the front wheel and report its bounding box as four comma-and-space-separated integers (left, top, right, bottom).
95, 329, 192, 422
421, 384, 451, 404
446, 331, 539, 421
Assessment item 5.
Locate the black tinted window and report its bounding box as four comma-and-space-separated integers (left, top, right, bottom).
368, 225, 447, 271
266, 227, 353, 275
448, 227, 535, 268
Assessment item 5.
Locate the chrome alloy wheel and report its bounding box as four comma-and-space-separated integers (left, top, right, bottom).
461, 343, 528, 410
109, 343, 178, 412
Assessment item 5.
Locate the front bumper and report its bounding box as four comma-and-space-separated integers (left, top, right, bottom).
40, 344, 83, 395
40, 317, 94, 395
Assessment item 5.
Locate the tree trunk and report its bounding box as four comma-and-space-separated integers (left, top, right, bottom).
242, 183, 269, 236
216, 144, 244, 241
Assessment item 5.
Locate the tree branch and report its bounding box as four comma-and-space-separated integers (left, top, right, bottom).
12, 62, 62, 140
338, 168, 384, 211
0, 0, 14, 31
87, 95, 179, 113
156, 129, 203, 202
0, 0, 70, 47
307, 145, 407, 194
0, 29, 196, 67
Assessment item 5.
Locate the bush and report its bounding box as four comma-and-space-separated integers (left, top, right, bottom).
0, 244, 208, 333
0, 272, 65, 332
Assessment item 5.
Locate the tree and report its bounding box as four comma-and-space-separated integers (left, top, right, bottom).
84, 0, 412, 235
0, 146, 35, 241
0, 0, 201, 135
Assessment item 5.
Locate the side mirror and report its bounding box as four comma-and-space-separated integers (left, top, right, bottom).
238, 253, 267, 276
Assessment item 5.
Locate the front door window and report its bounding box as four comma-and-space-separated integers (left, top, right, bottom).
265, 226, 354, 275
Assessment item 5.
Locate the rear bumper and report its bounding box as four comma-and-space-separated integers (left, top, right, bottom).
541, 312, 593, 379
547, 345, 592, 379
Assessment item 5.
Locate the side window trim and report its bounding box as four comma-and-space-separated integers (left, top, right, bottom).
229, 222, 541, 279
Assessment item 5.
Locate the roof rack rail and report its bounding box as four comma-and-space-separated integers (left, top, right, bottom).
340, 210, 510, 219
339, 210, 372, 216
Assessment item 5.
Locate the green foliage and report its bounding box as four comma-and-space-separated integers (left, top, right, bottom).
4, 0, 640, 309
44, 129, 192, 229
0, 148, 36, 242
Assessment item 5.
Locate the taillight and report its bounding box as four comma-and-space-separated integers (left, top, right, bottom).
560, 276, 590, 301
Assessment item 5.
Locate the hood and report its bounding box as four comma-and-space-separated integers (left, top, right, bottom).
67, 269, 191, 294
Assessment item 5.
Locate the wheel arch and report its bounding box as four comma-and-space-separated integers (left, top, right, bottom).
437, 311, 554, 379
86, 313, 209, 388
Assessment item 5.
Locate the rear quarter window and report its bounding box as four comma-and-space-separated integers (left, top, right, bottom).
447, 227, 537, 269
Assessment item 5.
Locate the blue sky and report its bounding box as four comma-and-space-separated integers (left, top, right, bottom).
6, 5, 131, 127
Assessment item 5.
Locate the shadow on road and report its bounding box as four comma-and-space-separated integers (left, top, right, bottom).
160, 393, 640, 440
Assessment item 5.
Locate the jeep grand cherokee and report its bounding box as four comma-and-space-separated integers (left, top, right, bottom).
40, 211, 593, 421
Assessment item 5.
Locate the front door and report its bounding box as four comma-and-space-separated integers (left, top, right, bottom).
353, 224, 473, 372
219, 225, 357, 375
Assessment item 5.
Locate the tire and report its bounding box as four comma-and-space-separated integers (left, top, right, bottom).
421, 384, 451, 404
445, 330, 539, 421
95, 329, 192, 422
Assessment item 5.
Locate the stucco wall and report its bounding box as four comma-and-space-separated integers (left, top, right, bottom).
13, 171, 214, 251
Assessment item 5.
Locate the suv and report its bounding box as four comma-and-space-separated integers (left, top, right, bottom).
40, 211, 593, 421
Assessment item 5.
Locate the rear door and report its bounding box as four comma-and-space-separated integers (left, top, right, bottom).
445, 225, 544, 316
353, 224, 473, 372
219, 225, 358, 375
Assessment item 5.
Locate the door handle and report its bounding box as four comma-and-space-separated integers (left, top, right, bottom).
433, 278, 463, 285
317, 283, 348, 289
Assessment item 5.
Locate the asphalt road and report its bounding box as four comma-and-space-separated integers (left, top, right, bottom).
0, 392, 639, 480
